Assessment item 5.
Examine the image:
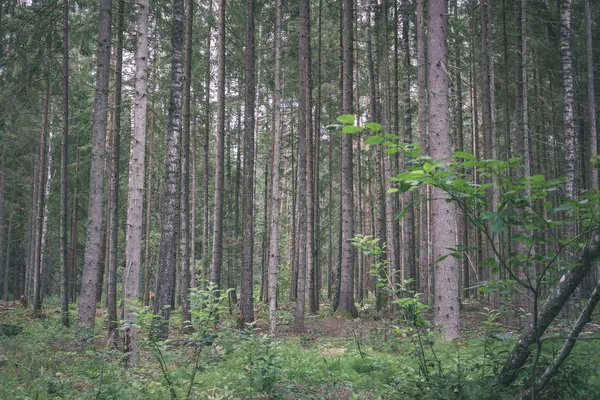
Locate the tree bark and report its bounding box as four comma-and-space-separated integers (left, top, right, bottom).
427, 0, 459, 340
267, 0, 283, 334
336, 0, 358, 319
585, 0, 598, 191
123, 0, 149, 367
559, 0, 575, 200
0, 141, 6, 300
211, 0, 226, 290
240, 0, 256, 326
107, 0, 124, 337
417, 0, 429, 301
77, 0, 112, 335
59, 0, 70, 326
180, 0, 194, 329
154, 0, 184, 338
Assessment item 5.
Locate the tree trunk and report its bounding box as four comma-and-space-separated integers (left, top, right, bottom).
59, 0, 70, 326
427, 0, 459, 340
33, 57, 51, 317
107, 0, 124, 337
143, 113, 154, 306
123, 0, 149, 367
295, 0, 310, 328
154, 0, 184, 338
585, 0, 598, 191
240, 0, 256, 327
417, 0, 429, 301
180, 0, 194, 329
267, 0, 283, 334
336, 0, 358, 319
211, 0, 226, 290
78, 0, 112, 335
497, 232, 600, 388
559, 0, 575, 200
0, 141, 6, 300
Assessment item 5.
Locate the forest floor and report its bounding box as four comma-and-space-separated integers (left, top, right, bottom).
2, 298, 600, 399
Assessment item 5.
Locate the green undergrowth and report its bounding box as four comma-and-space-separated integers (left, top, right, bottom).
1, 302, 600, 399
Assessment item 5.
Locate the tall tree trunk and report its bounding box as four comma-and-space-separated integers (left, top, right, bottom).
143, 112, 154, 306
59, 0, 70, 326
123, 0, 149, 367
33, 56, 51, 317
107, 0, 124, 337
401, 0, 416, 290
559, 0, 575, 200
295, 0, 310, 328
211, 0, 226, 290
0, 141, 6, 300
78, 0, 112, 335
585, 0, 598, 191
336, 0, 358, 319
240, 0, 256, 326
202, 0, 212, 286
267, 0, 283, 334
428, 0, 459, 340
179, 0, 193, 329
2, 214, 10, 301
302, 0, 316, 316
154, 0, 184, 338
417, 0, 429, 301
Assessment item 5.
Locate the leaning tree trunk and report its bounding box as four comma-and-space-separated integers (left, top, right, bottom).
497, 231, 600, 388
77, 0, 112, 335
122, 0, 149, 368
154, 0, 184, 339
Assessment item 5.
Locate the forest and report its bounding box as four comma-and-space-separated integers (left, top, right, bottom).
1, 0, 600, 398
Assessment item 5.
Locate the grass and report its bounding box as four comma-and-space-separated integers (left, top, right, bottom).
1, 300, 600, 399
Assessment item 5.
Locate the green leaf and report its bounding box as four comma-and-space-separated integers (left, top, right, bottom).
423, 162, 436, 173
342, 125, 363, 134
491, 218, 505, 234
452, 151, 477, 160
337, 114, 355, 124
364, 135, 384, 145
365, 122, 382, 132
